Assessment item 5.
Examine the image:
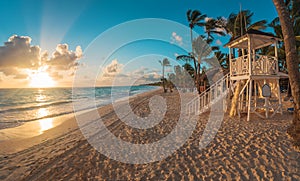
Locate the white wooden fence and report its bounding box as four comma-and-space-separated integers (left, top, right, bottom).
186, 73, 231, 116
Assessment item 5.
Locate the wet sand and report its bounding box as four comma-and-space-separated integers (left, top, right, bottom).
0, 89, 299, 180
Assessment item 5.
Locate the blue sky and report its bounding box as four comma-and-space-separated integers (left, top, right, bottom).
0, 0, 279, 88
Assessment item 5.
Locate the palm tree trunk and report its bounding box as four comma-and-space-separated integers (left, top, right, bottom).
190, 28, 193, 49
190, 27, 198, 91
162, 65, 166, 92
196, 61, 201, 94
273, 0, 300, 149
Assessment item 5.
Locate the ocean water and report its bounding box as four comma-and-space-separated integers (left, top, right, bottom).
0, 86, 158, 123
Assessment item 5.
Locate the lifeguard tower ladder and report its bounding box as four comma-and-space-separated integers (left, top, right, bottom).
225, 29, 288, 121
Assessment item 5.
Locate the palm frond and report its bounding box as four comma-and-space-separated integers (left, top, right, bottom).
186, 9, 192, 22
191, 10, 201, 22
248, 20, 267, 30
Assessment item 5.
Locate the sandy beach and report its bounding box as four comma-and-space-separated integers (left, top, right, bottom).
0, 89, 299, 180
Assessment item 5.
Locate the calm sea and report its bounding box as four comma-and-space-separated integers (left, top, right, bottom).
0, 86, 157, 123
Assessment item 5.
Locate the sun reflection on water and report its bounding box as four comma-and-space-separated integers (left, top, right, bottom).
37, 108, 53, 133
37, 108, 48, 117
39, 118, 53, 133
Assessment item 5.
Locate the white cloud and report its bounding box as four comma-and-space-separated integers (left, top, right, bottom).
102, 59, 124, 78
47, 44, 82, 71
171, 32, 183, 45
97, 62, 161, 86
143, 72, 161, 82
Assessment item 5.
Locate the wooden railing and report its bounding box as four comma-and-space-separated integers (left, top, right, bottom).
230, 55, 249, 76
186, 73, 231, 116
252, 55, 278, 75
230, 55, 278, 77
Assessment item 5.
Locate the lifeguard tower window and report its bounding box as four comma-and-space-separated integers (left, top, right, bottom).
262, 84, 271, 97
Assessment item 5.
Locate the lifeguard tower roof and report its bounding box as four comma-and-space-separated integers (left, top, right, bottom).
224, 29, 281, 50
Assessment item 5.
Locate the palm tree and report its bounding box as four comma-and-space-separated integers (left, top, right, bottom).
193, 36, 214, 93
225, 10, 267, 41
269, 0, 300, 71
186, 9, 206, 89
186, 9, 207, 47
204, 18, 226, 44
273, 0, 300, 149
159, 58, 171, 93
214, 51, 229, 70
183, 63, 195, 78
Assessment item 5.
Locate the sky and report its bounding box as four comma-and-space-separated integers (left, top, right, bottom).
0, 0, 278, 88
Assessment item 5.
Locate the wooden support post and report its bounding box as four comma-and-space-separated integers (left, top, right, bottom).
229, 48, 232, 76
247, 80, 253, 121
277, 78, 283, 115
274, 41, 278, 73
241, 87, 244, 111
254, 80, 257, 108
246, 83, 249, 111
264, 79, 269, 118
248, 35, 252, 76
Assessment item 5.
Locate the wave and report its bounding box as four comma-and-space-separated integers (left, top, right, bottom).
4, 102, 104, 123
0, 86, 158, 123
0, 100, 73, 114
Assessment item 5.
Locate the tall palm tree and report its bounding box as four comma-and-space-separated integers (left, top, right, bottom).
204, 18, 226, 44
269, 0, 300, 95
186, 9, 206, 87
214, 51, 229, 70
159, 58, 171, 93
193, 36, 213, 93
273, 0, 300, 149
183, 63, 195, 78
225, 10, 267, 41
186, 9, 207, 47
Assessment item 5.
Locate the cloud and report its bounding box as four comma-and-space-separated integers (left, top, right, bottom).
143, 72, 161, 82
13, 74, 28, 79
47, 44, 82, 71
0, 35, 82, 80
216, 39, 222, 45
171, 32, 183, 45
97, 61, 162, 86
0, 35, 41, 75
102, 59, 124, 78
49, 71, 63, 80
128, 67, 161, 84
131, 67, 149, 76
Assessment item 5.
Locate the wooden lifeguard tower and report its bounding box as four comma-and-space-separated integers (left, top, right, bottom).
225, 29, 288, 121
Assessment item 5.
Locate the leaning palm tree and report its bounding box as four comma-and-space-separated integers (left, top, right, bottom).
273, 0, 300, 150
159, 58, 171, 93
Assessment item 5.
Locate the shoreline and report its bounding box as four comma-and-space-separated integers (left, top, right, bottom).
0, 87, 163, 155
0, 86, 162, 131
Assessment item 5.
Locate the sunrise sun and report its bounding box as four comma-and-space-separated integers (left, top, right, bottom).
29, 71, 55, 88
